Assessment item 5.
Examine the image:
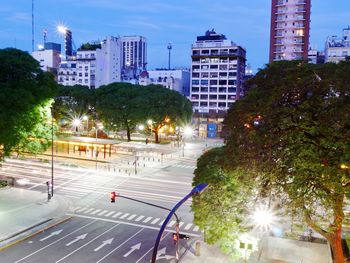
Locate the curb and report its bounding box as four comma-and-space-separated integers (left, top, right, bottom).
0, 216, 73, 252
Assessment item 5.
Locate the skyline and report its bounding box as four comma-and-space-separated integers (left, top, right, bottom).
1, 0, 350, 71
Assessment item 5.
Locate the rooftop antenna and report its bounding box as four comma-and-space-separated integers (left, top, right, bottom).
32, 0, 34, 52
43, 29, 47, 44
167, 43, 172, 70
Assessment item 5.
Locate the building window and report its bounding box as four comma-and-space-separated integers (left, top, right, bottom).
219, 95, 226, 100
192, 80, 199, 85
219, 80, 227, 85
200, 102, 208, 106
210, 80, 218, 85
201, 80, 209, 85
200, 95, 208, 99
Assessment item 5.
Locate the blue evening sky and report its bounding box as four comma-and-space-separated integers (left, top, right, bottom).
1, 0, 349, 72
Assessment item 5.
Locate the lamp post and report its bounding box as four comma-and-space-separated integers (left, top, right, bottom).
182, 126, 193, 157
50, 107, 54, 197
95, 124, 103, 170
72, 118, 81, 134
83, 115, 88, 134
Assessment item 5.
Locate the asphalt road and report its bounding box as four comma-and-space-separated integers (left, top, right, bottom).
0, 140, 211, 262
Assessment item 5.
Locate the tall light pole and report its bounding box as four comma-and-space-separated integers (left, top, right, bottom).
83, 115, 89, 134
167, 43, 172, 70
95, 124, 103, 170
50, 107, 54, 197
182, 126, 193, 157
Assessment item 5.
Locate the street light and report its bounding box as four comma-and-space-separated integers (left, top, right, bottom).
50, 107, 54, 198
83, 115, 89, 133
72, 118, 81, 133
182, 126, 193, 157
252, 207, 275, 231
95, 123, 103, 170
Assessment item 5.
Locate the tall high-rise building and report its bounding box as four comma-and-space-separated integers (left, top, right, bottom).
121, 36, 147, 80
325, 26, 350, 63
190, 30, 246, 137
269, 0, 311, 62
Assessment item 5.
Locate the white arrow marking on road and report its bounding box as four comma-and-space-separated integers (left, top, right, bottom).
94, 238, 114, 252
65, 233, 88, 246
156, 247, 175, 261
123, 243, 141, 257
40, 230, 63, 242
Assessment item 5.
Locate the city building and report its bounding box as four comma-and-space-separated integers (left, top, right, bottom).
96, 36, 122, 87
31, 42, 61, 75
325, 26, 350, 63
190, 29, 246, 137
121, 36, 147, 80
139, 69, 190, 96
269, 0, 311, 62
308, 47, 325, 64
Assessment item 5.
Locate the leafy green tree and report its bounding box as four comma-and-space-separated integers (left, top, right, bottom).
0, 48, 57, 159
192, 147, 256, 260
223, 60, 350, 263
144, 85, 192, 143
95, 83, 145, 141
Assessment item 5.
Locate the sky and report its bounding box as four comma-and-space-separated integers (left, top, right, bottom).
1, 0, 350, 72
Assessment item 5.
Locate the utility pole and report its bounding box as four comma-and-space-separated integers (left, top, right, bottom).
51, 107, 54, 197
167, 43, 172, 70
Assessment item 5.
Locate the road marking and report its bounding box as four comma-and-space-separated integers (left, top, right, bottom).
151, 218, 160, 224
76, 207, 88, 213
158, 219, 165, 226
112, 212, 122, 218
39, 230, 63, 242
179, 222, 184, 228
168, 220, 176, 227
83, 208, 95, 214
98, 210, 109, 216
56, 224, 119, 262
67, 214, 201, 237
119, 213, 130, 219
143, 217, 152, 223
184, 223, 192, 230
135, 232, 170, 263
127, 214, 137, 220
96, 228, 144, 263
104, 211, 115, 217
193, 226, 199, 232
91, 209, 102, 215
135, 216, 144, 222
15, 220, 96, 263
94, 238, 114, 252
123, 242, 141, 257
65, 233, 88, 246
156, 247, 175, 261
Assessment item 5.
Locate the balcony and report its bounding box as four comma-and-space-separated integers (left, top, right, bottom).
276, 0, 284, 6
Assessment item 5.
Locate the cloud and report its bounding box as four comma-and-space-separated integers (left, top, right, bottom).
6, 12, 31, 22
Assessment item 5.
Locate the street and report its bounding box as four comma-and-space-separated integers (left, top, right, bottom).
0, 139, 218, 263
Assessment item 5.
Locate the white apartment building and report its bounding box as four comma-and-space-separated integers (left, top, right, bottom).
269, 0, 311, 62
139, 69, 190, 96
121, 36, 147, 80
96, 36, 122, 87
325, 27, 350, 63
32, 42, 61, 74
190, 30, 246, 114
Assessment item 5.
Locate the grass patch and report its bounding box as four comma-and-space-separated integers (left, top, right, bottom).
0, 180, 8, 188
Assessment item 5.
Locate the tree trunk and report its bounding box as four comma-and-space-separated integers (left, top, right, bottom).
328, 226, 344, 263
126, 127, 131, 142
154, 130, 159, 143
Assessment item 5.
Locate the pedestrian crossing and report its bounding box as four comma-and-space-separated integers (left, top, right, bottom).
169, 164, 196, 169
71, 206, 201, 234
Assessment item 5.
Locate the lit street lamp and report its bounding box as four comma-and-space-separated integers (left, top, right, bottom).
95, 123, 103, 170
72, 118, 81, 133
83, 115, 89, 133
182, 126, 193, 157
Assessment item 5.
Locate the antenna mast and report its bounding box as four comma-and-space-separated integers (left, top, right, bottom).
32, 0, 34, 52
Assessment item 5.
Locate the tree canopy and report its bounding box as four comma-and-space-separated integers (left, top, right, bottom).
0, 48, 57, 159
194, 60, 350, 263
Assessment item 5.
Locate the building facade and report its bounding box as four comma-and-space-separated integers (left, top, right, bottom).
190, 30, 246, 137
32, 42, 61, 75
121, 36, 147, 80
96, 36, 122, 87
139, 69, 190, 96
325, 27, 350, 63
269, 0, 311, 62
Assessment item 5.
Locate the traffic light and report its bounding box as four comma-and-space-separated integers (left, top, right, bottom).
172, 233, 178, 243
110, 191, 117, 203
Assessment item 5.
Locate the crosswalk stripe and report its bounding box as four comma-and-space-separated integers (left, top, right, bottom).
168, 220, 176, 227
83, 208, 94, 214
112, 212, 122, 218
127, 214, 137, 220
76, 207, 88, 213
158, 220, 165, 226
179, 222, 184, 228
135, 216, 144, 222
104, 211, 115, 217
73, 207, 81, 211
193, 226, 200, 232
98, 210, 109, 216
151, 218, 160, 224
91, 209, 102, 215
184, 223, 192, 230
143, 217, 152, 223
119, 213, 130, 219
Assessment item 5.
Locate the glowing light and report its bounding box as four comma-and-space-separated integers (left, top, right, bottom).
37, 44, 44, 50
183, 126, 193, 137
57, 24, 68, 35
252, 207, 275, 230
341, 164, 349, 170
147, 120, 153, 125
138, 124, 145, 131
82, 115, 88, 121
72, 119, 81, 127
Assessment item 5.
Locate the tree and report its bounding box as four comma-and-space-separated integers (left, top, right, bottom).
95, 83, 145, 141
223, 60, 350, 263
0, 48, 57, 160
192, 147, 255, 259
144, 85, 192, 143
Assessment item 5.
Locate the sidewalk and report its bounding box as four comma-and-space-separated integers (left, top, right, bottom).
0, 187, 70, 247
